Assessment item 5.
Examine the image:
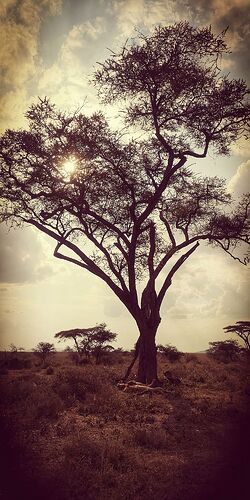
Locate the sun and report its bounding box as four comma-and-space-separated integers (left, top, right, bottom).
61, 157, 77, 179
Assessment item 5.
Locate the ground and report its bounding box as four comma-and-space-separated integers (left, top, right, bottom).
0, 350, 249, 500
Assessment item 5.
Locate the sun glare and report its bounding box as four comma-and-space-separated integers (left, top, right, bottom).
61, 157, 77, 179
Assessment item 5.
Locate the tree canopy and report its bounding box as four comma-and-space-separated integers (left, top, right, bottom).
224, 321, 250, 350
0, 22, 249, 382
55, 323, 116, 363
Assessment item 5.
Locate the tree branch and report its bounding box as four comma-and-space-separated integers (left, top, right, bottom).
157, 241, 200, 308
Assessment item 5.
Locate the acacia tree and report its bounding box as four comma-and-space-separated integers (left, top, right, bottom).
55, 323, 116, 363
55, 328, 86, 359
0, 23, 250, 383
224, 321, 250, 351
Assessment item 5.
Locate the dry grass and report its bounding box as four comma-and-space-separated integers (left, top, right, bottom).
0, 351, 249, 500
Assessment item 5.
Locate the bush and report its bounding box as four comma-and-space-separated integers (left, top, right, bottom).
158, 344, 184, 363
53, 368, 87, 406
133, 427, 168, 449
4, 357, 32, 370
61, 432, 137, 499
26, 387, 63, 421
1, 378, 36, 404
185, 353, 198, 363
207, 340, 241, 362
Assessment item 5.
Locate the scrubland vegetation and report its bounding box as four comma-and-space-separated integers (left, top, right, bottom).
0, 348, 249, 500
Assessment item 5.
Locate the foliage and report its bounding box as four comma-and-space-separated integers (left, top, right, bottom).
0, 22, 249, 382
32, 342, 56, 366
207, 340, 241, 362
158, 344, 184, 362
55, 323, 116, 363
224, 321, 250, 350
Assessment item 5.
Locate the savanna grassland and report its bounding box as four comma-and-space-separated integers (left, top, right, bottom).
0, 350, 249, 500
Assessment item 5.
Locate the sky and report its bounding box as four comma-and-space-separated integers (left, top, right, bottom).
0, 0, 250, 352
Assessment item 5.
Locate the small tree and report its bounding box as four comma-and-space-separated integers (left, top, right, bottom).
33, 342, 56, 366
224, 321, 250, 351
55, 329, 87, 360
158, 344, 184, 363
207, 340, 241, 362
87, 323, 116, 364
55, 323, 116, 363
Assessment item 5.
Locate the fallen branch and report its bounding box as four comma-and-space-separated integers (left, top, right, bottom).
117, 379, 165, 395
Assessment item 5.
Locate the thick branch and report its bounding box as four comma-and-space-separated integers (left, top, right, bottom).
157, 242, 199, 308
27, 219, 128, 304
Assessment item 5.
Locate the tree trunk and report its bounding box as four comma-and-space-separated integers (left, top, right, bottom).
137, 328, 158, 384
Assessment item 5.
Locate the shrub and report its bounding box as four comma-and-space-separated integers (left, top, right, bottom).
61, 432, 137, 499
53, 368, 87, 406
207, 340, 241, 362
26, 387, 63, 420
185, 353, 198, 363
158, 344, 184, 363
133, 427, 168, 449
5, 357, 32, 370
1, 378, 36, 404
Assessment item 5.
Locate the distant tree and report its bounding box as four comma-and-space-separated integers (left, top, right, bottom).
55, 329, 86, 359
207, 340, 241, 362
55, 323, 116, 363
9, 343, 24, 353
64, 345, 73, 353
88, 324, 116, 364
158, 344, 184, 362
33, 342, 56, 366
224, 321, 250, 351
1, 23, 249, 383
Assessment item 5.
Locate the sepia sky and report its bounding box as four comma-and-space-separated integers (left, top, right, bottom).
0, 0, 249, 351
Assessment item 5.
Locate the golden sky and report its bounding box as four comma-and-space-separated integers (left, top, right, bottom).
0, 0, 249, 351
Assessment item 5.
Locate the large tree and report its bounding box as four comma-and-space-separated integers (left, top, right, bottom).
0, 23, 249, 383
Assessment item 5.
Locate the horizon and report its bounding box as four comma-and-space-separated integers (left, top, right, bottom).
0, 0, 249, 352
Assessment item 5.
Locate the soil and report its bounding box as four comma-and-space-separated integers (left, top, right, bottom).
0, 351, 249, 500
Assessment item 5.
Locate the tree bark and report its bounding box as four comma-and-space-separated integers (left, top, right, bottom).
137, 327, 158, 384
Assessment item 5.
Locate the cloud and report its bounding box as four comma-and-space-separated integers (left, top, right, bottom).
160, 243, 249, 323
111, 0, 185, 37
185, 0, 250, 81
0, 225, 55, 283
0, 0, 62, 132
227, 159, 250, 195
37, 17, 106, 110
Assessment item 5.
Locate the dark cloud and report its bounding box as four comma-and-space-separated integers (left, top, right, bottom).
185, 0, 250, 82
